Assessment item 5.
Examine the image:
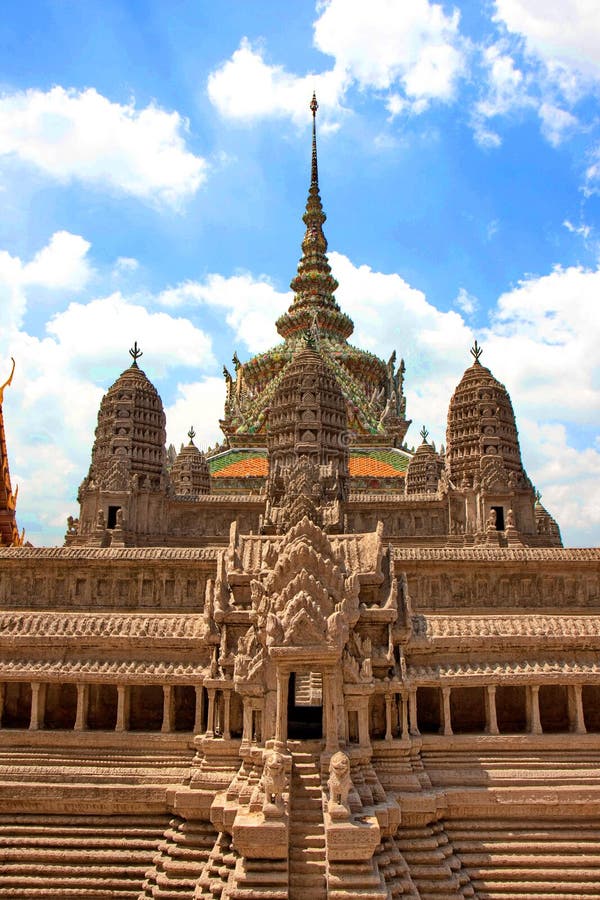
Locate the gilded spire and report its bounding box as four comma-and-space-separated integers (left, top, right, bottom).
277, 94, 354, 344
310, 91, 319, 189
0, 358, 24, 546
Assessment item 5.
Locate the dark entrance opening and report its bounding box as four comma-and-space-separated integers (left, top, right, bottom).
107, 505, 120, 529
287, 672, 322, 739
491, 506, 505, 530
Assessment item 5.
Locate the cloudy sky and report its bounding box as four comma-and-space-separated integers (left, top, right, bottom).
1, 0, 599, 547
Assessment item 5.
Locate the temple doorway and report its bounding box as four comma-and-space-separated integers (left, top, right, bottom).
287, 671, 323, 739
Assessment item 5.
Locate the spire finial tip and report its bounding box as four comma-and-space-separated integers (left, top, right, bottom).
129, 341, 143, 367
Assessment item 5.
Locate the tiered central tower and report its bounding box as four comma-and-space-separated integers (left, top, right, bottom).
220, 94, 410, 449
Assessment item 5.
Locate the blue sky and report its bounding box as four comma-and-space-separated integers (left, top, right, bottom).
0, 0, 599, 546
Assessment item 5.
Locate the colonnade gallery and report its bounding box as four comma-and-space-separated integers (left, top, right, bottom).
0, 98, 598, 899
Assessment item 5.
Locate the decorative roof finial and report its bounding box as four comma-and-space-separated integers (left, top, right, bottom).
188, 426, 196, 444
0, 357, 15, 406
535, 488, 542, 503
129, 341, 143, 368
310, 92, 319, 188
420, 425, 429, 443
470, 340, 483, 364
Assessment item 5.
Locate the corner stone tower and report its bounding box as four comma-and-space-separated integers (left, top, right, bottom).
76, 343, 169, 544
445, 343, 546, 541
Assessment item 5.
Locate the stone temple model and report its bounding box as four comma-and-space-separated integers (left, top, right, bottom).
0, 97, 598, 900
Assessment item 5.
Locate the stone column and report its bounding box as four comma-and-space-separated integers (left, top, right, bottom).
569, 684, 586, 734
408, 687, 420, 736
252, 708, 262, 743
385, 693, 393, 742
400, 692, 409, 740
358, 699, 370, 749
485, 684, 499, 735
274, 671, 289, 746
162, 685, 174, 733
116, 683, 130, 732
206, 688, 216, 738
242, 696, 253, 745
75, 683, 89, 731
194, 685, 204, 734
223, 690, 232, 741
29, 682, 46, 730
441, 687, 453, 736
527, 684, 542, 734
323, 673, 338, 753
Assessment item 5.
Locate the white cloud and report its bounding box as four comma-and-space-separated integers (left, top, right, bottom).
455, 287, 479, 315
314, 0, 465, 105
23, 230, 92, 290
165, 377, 226, 452
483, 265, 600, 423
472, 43, 531, 146
585, 145, 600, 191
0, 230, 93, 333
158, 272, 291, 354
45, 293, 216, 378
520, 420, 600, 544
0, 86, 207, 205
494, 0, 600, 80
207, 38, 348, 127
207, 0, 466, 124
563, 219, 591, 240
538, 101, 578, 145
114, 256, 139, 273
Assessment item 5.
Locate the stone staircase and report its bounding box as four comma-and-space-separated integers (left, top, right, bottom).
0, 813, 168, 898
289, 747, 327, 900
0, 744, 193, 786
294, 672, 323, 706
395, 821, 475, 899
375, 835, 421, 899
421, 746, 600, 790
139, 817, 217, 898
446, 816, 600, 899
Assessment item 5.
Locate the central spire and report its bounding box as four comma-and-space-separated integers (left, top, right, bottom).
276, 94, 354, 344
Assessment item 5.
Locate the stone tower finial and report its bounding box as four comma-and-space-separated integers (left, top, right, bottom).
470, 340, 483, 364
129, 341, 143, 368
420, 425, 429, 443
188, 426, 196, 444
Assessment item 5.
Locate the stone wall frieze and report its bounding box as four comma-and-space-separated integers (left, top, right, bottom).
0, 612, 208, 640
0, 657, 208, 682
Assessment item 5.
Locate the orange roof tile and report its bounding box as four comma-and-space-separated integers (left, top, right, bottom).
212, 457, 269, 478
349, 457, 405, 478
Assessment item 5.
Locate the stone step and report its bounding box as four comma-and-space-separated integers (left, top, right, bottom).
458, 852, 600, 867
0, 891, 140, 899
472, 884, 600, 897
